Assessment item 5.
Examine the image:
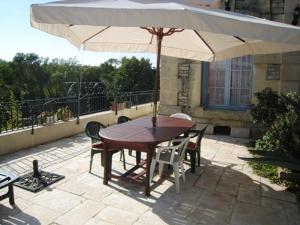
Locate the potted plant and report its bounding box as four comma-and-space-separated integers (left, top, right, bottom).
57, 106, 71, 121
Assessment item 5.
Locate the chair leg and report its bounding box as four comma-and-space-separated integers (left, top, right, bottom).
119, 149, 123, 161
190, 152, 196, 174
129, 149, 133, 156
180, 161, 185, 183
8, 185, 15, 206
122, 150, 126, 170
173, 163, 180, 193
149, 160, 156, 182
158, 163, 164, 177
197, 150, 200, 166
89, 150, 94, 173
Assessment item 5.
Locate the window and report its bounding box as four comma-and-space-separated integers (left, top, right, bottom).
202, 55, 253, 109
266, 64, 280, 80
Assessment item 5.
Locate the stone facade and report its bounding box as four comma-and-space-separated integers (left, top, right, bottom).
159, 0, 300, 138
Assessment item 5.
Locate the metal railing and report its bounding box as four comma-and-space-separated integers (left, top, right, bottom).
0, 90, 155, 134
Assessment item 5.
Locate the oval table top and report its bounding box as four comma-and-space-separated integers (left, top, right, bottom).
99, 115, 196, 145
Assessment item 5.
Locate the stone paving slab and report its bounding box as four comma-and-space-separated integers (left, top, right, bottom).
0, 133, 299, 225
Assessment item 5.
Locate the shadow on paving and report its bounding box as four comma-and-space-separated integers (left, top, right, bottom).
0, 134, 90, 176
0, 204, 42, 225
104, 157, 296, 225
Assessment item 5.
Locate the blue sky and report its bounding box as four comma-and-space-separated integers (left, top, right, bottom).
0, 1, 155, 65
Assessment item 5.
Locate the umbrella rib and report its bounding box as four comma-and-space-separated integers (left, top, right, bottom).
193, 30, 215, 56
234, 36, 246, 43
82, 26, 111, 44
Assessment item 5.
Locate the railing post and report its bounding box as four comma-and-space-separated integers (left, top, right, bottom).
30, 105, 34, 135
114, 96, 118, 116
0, 108, 2, 133
76, 81, 80, 124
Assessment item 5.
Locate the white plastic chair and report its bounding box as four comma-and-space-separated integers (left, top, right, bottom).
149, 137, 190, 193
170, 113, 192, 121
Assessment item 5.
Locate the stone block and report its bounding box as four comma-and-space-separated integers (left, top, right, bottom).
95, 206, 139, 225
55, 200, 104, 225
231, 202, 287, 225
231, 127, 250, 138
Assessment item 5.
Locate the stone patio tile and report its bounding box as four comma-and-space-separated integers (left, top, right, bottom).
82, 185, 114, 202
237, 184, 261, 205
221, 169, 254, 185
219, 145, 234, 154
183, 171, 202, 185
203, 165, 225, 176
161, 186, 205, 205
196, 190, 235, 216
187, 206, 231, 225
0, 204, 21, 221
84, 217, 114, 225
231, 202, 288, 225
3, 204, 60, 225
284, 204, 300, 225
95, 206, 139, 225
195, 173, 220, 190
75, 172, 105, 188
32, 189, 84, 213
55, 200, 105, 225
261, 197, 299, 211
102, 192, 149, 215
14, 186, 46, 200
133, 210, 170, 225
56, 180, 89, 195
261, 185, 297, 203
216, 179, 239, 196
0, 196, 32, 220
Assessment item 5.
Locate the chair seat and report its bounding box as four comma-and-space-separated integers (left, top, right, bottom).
92, 142, 104, 150
153, 152, 180, 163
186, 141, 197, 150
92, 142, 120, 152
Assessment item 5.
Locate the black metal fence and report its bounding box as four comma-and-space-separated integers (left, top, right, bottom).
0, 90, 155, 134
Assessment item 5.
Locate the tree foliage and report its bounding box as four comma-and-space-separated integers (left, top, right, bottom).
0, 53, 155, 102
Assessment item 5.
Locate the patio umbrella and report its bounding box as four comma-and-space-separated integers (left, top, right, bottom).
30, 0, 300, 127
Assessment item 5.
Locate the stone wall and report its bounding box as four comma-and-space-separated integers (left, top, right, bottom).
159, 0, 300, 138
0, 103, 153, 156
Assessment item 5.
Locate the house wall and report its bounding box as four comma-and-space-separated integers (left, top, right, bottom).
159, 0, 300, 138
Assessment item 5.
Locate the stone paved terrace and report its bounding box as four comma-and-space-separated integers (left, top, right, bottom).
0, 133, 299, 225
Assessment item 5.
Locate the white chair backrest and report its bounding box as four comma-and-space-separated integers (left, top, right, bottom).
170, 113, 192, 121
170, 137, 190, 162
178, 137, 190, 161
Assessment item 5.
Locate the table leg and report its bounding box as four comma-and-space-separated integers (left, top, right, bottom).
103, 144, 109, 185
145, 148, 154, 196
136, 151, 141, 165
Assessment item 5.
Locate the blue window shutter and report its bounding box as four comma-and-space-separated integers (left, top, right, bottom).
201, 62, 209, 108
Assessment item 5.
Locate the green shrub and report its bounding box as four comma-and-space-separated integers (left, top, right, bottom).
251, 89, 300, 159
250, 88, 286, 128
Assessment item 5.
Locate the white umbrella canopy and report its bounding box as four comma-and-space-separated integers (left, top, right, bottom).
31, 0, 300, 61
30, 0, 300, 126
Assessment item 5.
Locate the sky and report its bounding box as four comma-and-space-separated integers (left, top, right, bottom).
0, 1, 156, 66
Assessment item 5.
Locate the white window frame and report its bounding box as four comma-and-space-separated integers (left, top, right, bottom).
207, 56, 253, 109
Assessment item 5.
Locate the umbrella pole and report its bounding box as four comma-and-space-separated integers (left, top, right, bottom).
152, 30, 163, 127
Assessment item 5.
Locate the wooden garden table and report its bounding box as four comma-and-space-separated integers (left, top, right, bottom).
99, 115, 195, 196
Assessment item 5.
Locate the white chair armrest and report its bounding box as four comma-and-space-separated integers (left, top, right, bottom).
155, 145, 178, 162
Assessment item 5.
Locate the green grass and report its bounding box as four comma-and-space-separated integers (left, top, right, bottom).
247, 146, 300, 201
248, 161, 281, 184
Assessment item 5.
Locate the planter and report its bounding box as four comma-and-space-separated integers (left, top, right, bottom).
126, 101, 132, 108
110, 102, 126, 111
278, 167, 300, 184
